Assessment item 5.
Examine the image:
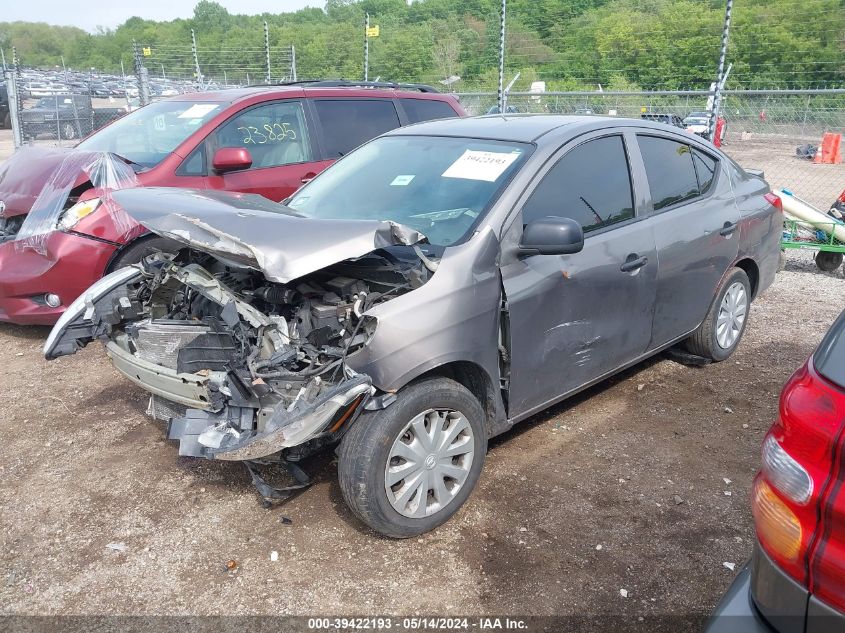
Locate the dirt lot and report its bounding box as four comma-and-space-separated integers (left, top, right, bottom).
0, 127, 844, 627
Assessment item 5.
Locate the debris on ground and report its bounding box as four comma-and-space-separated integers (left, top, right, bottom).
270, 551, 279, 562
723, 562, 736, 572
106, 542, 127, 553
619, 589, 629, 598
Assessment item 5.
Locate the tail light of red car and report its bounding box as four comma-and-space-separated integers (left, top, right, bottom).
753, 360, 845, 585
763, 191, 783, 212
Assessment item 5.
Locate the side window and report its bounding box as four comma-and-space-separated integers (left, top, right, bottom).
210, 100, 312, 170
523, 135, 635, 233
401, 99, 458, 124
692, 148, 718, 194
314, 99, 401, 158
637, 135, 699, 210
177, 144, 205, 176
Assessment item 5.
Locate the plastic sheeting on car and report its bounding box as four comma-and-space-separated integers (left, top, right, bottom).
14, 151, 140, 255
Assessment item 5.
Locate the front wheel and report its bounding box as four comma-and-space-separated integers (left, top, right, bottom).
338, 377, 487, 538
108, 236, 181, 272
684, 268, 751, 362
60, 122, 78, 140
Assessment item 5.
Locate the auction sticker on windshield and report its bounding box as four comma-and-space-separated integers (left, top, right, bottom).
178, 104, 220, 119
442, 149, 521, 182
390, 174, 415, 186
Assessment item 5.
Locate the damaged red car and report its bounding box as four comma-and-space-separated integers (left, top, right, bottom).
0, 82, 464, 325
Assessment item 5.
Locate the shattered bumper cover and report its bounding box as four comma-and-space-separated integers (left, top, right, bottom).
164, 375, 372, 461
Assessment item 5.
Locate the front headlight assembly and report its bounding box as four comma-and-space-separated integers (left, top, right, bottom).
58, 197, 101, 231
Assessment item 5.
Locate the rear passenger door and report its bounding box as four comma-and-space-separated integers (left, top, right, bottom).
636, 135, 740, 348
204, 99, 326, 202
312, 99, 402, 159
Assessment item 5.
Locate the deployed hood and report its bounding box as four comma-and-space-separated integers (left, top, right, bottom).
0, 147, 83, 218
111, 187, 426, 283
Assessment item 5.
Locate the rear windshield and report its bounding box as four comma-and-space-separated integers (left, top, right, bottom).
815, 309, 845, 388
77, 100, 226, 169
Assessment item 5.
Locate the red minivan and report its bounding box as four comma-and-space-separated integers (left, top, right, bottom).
706, 308, 845, 632
0, 82, 465, 325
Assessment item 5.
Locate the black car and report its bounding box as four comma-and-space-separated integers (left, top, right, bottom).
0, 83, 9, 129
20, 94, 94, 140
641, 112, 685, 129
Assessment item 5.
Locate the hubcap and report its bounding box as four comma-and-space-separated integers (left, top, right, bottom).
716, 281, 747, 349
384, 408, 474, 518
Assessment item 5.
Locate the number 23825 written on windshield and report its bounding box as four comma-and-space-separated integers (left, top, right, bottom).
238, 122, 298, 144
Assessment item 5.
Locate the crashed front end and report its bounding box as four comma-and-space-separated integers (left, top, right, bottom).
44, 249, 428, 463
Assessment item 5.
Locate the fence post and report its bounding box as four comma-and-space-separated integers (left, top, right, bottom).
710, 0, 733, 140
264, 21, 271, 84
133, 41, 150, 107
496, 0, 507, 113
5, 69, 21, 149
191, 29, 203, 88
291, 45, 297, 82
364, 13, 369, 82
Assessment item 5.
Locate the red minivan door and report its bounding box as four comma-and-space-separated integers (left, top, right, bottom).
204, 99, 328, 202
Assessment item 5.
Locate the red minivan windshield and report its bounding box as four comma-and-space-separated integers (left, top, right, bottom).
77, 99, 227, 169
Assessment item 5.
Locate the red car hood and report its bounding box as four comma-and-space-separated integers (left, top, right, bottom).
0, 147, 93, 219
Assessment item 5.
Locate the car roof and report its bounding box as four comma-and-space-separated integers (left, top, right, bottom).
383, 114, 721, 148
384, 114, 597, 142
170, 85, 455, 105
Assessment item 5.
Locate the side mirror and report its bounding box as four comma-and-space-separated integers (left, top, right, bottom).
212, 147, 252, 173
519, 217, 584, 256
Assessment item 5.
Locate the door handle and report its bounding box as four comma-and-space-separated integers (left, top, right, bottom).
300, 172, 317, 184
719, 221, 737, 237
620, 254, 648, 273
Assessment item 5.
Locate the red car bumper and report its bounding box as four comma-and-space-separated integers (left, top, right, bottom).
0, 230, 117, 325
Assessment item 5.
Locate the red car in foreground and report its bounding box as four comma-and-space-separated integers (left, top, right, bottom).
0, 81, 464, 325
706, 308, 845, 631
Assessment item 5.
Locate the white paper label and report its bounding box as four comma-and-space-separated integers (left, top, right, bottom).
390, 174, 415, 186
442, 150, 521, 182
177, 104, 219, 119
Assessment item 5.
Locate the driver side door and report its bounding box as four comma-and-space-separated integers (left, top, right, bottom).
501, 132, 658, 419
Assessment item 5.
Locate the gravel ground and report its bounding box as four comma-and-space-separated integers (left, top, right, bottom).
1, 127, 844, 628
1, 251, 843, 626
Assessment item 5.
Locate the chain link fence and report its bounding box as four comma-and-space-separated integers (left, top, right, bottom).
457, 89, 845, 210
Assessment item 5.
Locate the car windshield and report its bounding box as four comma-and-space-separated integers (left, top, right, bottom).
685, 117, 708, 125
77, 100, 226, 169
36, 97, 73, 108
287, 135, 530, 247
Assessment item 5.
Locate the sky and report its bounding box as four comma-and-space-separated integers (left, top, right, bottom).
2, 0, 323, 33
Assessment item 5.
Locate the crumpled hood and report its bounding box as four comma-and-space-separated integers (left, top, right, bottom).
0, 147, 85, 218
111, 187, 426, 283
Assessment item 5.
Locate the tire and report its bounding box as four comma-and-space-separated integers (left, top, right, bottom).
684, 267, 751, 362
338, 377, 487, 538
109, 236, 181, 271
815, 250, 843, 272
60, 122, 78, 140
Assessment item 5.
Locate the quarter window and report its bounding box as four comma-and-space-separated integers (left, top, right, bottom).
522, 135, 635, 233
401, 99, 458, 123
692, 148, 718, 194
637, 135, 700, 210
314, 99, 401, 158
210, 100, 312, 170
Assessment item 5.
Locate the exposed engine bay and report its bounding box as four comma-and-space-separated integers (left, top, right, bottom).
46, 247, 432, 465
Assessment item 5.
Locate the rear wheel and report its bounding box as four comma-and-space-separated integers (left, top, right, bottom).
815, 250, 843, 272
338, 377, 487, 538
109, 236, 181, 272
685, 268, 750, 362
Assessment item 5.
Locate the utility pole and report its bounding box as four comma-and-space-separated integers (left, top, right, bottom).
0, 49, 5, 73
497, 0, 507, 113
161, 63, 165, 80
364, 13, 370, 82
709, 0, 733, 141
191, 28, 202, 87
264, 21, 271, 84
